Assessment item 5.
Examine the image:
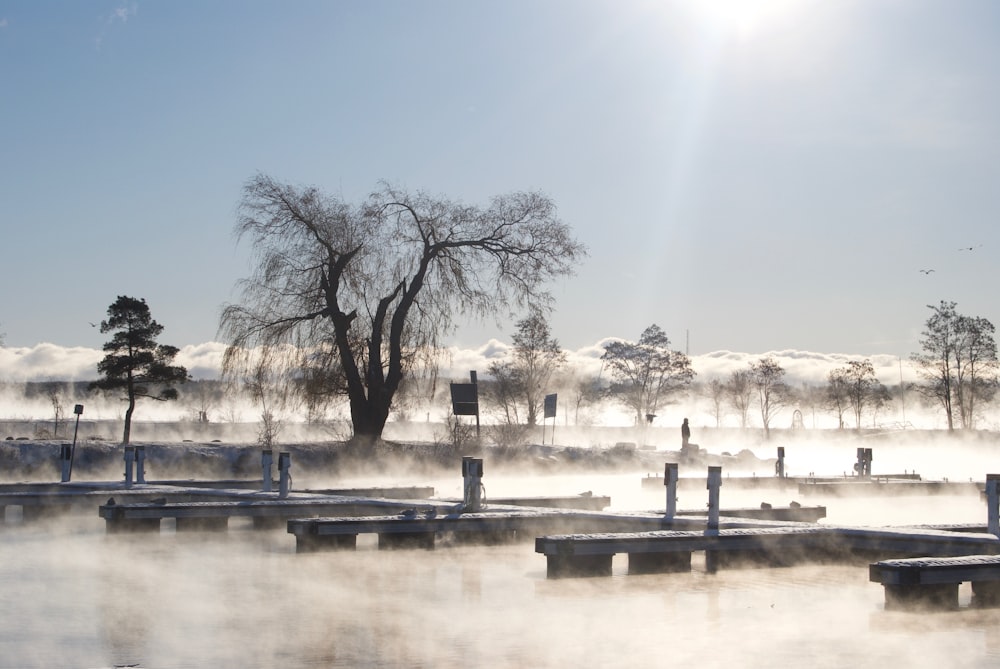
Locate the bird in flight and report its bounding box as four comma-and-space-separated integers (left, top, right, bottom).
958, 244, 982, 251
919, 269, 935, 274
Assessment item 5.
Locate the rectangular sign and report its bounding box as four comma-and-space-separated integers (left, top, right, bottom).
543, 393, 557, 419
450, 382, 479, 416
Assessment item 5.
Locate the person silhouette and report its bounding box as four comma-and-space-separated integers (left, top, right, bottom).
681, 418, 691, 450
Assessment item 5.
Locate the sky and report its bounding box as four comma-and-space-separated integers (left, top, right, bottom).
2, 0, 999, 378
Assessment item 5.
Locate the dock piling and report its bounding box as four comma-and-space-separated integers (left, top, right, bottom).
135, 446, 146, 484
707, 466, 722, 531
59, 444, 72, 483
262, 449, 273, 493
278, 452, 291, 498
462, 456, 484, 512
987, 474, 1000, 537
664, 463, 678, 520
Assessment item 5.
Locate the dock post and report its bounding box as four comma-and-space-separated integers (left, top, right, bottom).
123, 446, 135, 489
262, 449, 274, 492
278, 452, 291, 498
776, 447, 785, 479
59, 444, 72, 483
856, 448, 874, 479
664, 463, 679, 520
987, 474, 1000, 537
706, 466, 722, 531
462, 456, 484, 512
135, 445, 146, 484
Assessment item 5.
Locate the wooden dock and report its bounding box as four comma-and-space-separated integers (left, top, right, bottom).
286, 507, 707, 552
0, 481, 433, 525
870, 555, 1000, 610
798, 479, 980, 496
534, 526, 1000, 578
283, 504, 822, 553
97, 494, 458, 532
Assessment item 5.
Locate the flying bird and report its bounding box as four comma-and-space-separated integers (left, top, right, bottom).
919, 269, 935, 274
958, 244, 982, 251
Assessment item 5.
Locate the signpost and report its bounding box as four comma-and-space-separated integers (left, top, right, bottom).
450, 371, 480, 440
542, 393, 557, 445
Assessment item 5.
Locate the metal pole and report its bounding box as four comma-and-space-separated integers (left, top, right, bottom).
67, 404, 83, 482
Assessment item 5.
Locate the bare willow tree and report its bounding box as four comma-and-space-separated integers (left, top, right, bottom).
220, 174, 586, 444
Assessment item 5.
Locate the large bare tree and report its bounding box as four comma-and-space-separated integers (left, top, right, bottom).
220, 174, 585, 443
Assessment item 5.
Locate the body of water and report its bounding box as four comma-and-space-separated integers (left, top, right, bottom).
2, 440, 999, 668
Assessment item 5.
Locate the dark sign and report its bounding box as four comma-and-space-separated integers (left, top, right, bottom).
543, 393, 557, 419
450, 382, 479, 416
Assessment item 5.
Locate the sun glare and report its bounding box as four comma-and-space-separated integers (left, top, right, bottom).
685, 0, 803, 39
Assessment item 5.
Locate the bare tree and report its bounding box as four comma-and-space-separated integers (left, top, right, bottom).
486, 313, 566, 427
953, 315, 998, 428
220, 175, 585, 444
726, 369, 754, 429
913, 301, 959, 430
44, 381, 66, 438
750, 356, 787, 439
912, 301, 999, 430
601, 324, 695, 425
843, 359, 886, 429
703, 379, 727, 428
482, 362, 523, 426
825, 368, 851, 429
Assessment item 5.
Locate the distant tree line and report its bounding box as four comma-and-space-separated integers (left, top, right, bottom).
5, 300, 999, 445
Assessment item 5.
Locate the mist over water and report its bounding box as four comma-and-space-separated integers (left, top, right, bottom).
3, 430, 1000, 668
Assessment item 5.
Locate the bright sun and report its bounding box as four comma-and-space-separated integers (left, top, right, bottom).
685, 0, 803, 39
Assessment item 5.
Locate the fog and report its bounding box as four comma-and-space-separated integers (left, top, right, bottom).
0, 340, 921, 387
3, 438, 1000, 668
0, 339, 970, 445
4, 343, 1000, 667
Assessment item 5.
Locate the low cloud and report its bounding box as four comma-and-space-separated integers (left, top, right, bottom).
0, 341, 917, 386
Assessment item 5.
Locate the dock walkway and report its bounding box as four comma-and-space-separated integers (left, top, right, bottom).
869, 554, 1000, 609
534, 526, 1000, 578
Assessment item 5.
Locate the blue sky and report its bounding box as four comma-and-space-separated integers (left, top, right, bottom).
2, 0, 998, 360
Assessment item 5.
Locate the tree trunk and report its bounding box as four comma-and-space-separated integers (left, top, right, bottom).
122, 401, 135, 445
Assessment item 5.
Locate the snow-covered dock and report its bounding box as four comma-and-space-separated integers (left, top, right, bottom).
869, 554, 1000, 609
535, 526, 1000, 578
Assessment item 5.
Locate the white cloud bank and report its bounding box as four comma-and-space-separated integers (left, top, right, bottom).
0, 340, 918, 386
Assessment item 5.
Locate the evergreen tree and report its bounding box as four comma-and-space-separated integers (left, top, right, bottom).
90, 296, 189, 444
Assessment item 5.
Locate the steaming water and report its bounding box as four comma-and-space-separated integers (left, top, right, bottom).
3, 447, 1000, 668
